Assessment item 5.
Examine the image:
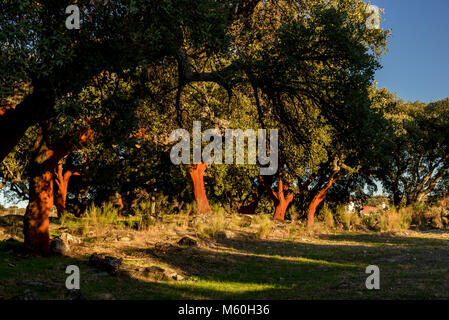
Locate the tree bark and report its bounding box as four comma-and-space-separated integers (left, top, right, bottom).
307, 176, 338, 227
259, 176, 294, 220
189, 163, 210, 214
0, 80, 55, 163
24, 169, 54, 255
54, 163, 80, 218
273, 179, 294, 220
24, 127, 93, 255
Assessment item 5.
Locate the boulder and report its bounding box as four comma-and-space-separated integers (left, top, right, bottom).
88, 253, 122, 275
177, 236, 197, 247
217, 230, 234, 240
143, 266, 170, 281
60, 233, 82, 244
50, 238, 70, 256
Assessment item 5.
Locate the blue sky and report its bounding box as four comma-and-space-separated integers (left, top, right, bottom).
373, 0, 449, 102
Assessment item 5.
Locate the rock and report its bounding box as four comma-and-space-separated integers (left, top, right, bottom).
155, 242, 176, 251
60, 233, 82, 245
50, 238, 70, 256
143, 266, 170, 281
88, 253, 122, 275
145, 266, 165, 273
217, 231, 234, 240
177, 236, 197, 247
171, 273, 184, 281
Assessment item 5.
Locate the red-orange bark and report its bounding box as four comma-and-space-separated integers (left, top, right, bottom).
307, 176, 338, 227
259, 176, 294, 220
23, 170, 54, 255
273, 179, 294, 220
54, 163, 80, 217
24, 127, 93, 255
189, 163, 210, 214
117, 196, 124, 217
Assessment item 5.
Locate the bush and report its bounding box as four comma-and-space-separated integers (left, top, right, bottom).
335, 205, 359, 230
320, 204, 335, 230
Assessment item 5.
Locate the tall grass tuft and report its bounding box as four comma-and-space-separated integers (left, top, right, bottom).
194, 205, 229, 238
252, 214, 274, 239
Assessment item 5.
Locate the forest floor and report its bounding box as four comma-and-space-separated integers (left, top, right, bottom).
1, 211, 449, 300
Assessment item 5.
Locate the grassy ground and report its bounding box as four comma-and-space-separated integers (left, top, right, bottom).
1, 211, 449, 300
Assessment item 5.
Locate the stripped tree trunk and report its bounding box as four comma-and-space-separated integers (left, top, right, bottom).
189, 163, 210, 214
306, 157, 344, 228
24, 126, 93, 255
273, 179, 294, 220
259, 176, 294, 220
306, 176, 338, 227
24, 169, 54, 255
54, 163, 80, 218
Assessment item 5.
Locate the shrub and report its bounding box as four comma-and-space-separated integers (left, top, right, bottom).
335, 204, 358, 230
320, 203, 335, 230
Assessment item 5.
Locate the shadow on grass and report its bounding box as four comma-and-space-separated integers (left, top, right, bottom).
1, 231, 449, 300
317, 232, 449, 248
0, 237, 369, 300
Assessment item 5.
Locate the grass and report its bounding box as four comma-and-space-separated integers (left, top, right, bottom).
2, 208, 449, 300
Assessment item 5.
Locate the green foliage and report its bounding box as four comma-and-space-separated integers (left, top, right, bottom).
318, 203, 335, 230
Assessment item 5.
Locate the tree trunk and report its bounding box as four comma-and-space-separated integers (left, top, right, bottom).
258, 176, 293, 220
0, 80, 55, 162
23, 126, 93, 255
273, 179, 294, 220
54, 163, 80, 218
23, 170, 54, 255
307, 176, 338, 227
189, 163, 210, 214
238, 193, 261, 215
393, 189, 402, 207
238, 185, 265, 215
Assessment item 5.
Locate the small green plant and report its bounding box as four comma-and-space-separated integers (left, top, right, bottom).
194, 206, 229, 238
134, 201, 153, 216
398, 207, 413, 229
320, 204, 335, 230
252, 214, 273, 239
230, 212, 242, 229
335, 205, 352, 230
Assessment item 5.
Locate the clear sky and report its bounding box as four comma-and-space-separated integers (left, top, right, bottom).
374, 0, 449, 103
